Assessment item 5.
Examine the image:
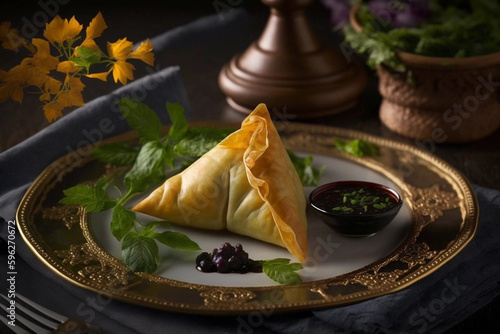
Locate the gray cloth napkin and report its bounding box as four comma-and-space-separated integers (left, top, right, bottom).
1, 9, 500, 334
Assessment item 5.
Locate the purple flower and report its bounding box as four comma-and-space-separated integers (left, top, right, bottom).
321, 0, 352, 28
368, 0, 432, 28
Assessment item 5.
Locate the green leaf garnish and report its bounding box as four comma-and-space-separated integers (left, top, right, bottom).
123, 140, 167, 194
121, 231, 159, 273
59, 182, 115, 212
287, 150, 325, 186
173, 127, 234, 157
334, 139, 378, 157
111, 204, 136, 241
118, 98, 162, 142
165, 101, 188, 142
92, 143, 140, 166
261, 258, 303, 285
153, 231, 201, 250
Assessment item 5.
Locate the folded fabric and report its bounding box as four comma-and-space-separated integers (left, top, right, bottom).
1, 8, 500, 334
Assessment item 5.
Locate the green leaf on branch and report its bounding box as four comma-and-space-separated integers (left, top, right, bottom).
118, 98, 162, 142
165, 102, 188, 142
123, 140, 167, 194
92, 143, 140, 166
111, 204, 136, 241
59, 181, 115, 212
153, 231, 201, 250
173, 127, 234, 157
121, 231, 159, 273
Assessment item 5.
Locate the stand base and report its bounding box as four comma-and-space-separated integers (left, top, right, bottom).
218, 53, 367, 119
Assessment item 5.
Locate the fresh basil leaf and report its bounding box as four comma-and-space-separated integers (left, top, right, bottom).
121, 232, 159, 273
162, 144, 175, 169
166, 102, 188, 142
60, 184, 115, 212
94, 175, 113, 190
111, 204, 136, 241
173, 127, 234, 157
118, 98, 162, 142
262, 258, 303, 285
92, 143, 140, 166
287, 150, 324, 187
123, 141, 166, 194
153, 231, 201, 250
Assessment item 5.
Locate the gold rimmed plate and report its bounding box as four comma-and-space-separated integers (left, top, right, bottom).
16, 122, 478, 315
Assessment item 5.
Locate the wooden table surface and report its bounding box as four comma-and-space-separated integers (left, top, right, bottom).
1, 1, 499, 333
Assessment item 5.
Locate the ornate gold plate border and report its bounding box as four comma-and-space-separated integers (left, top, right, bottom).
16, 122, 478, 315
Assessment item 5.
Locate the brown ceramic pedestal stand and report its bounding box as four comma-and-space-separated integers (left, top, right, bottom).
218, 0, 367, 119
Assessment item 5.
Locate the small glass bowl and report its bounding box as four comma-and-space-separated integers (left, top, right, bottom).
309, 181, 403, 237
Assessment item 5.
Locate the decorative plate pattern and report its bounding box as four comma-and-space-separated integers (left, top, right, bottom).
17, 122, 478, 315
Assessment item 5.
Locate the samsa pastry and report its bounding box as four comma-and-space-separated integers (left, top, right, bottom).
132, 104, 308, 262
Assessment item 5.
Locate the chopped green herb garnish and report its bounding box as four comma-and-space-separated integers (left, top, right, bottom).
332, 189, 394, 214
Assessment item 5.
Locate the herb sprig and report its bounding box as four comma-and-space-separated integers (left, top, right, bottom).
61, 98, 212, 273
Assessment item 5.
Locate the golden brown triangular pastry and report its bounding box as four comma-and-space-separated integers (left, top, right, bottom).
132, 104, 307, 262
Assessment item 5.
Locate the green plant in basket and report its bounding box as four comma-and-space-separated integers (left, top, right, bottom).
342, 0, 500, 72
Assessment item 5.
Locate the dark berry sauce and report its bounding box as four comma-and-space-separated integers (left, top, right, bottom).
196, 242, 262, 274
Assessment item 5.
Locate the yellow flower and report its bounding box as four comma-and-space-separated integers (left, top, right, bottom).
44, 77, 62, 95
43, 101, 64, 122
129, 39, 154, 66
111, 60, 135, 85
107, 38, 134, 61
31, 38, 59, 69
1, 12, 155, 123
24, 38, 59, 88
43, 15, 82, 45
0, 38, 59, 103
80, 12, 107, 50
106, 37, 154, 84
58, 75, 85, 107
57, 60, 80, 74
85, 71, 110, 82
43, 75, 85, 122
0, 21, 35, 53
0, 21, 21, 51
0, 68, 24, 103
